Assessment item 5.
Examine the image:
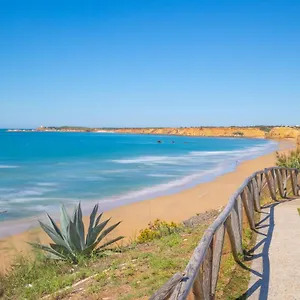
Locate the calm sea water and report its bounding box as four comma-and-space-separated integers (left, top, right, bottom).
0, 130, 277, 222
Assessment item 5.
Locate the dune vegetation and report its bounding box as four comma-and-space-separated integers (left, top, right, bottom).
0, 208, 257, 300
276, 148, 300, 169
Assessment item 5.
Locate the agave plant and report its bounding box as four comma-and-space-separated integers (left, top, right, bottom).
30, 203, 124, 263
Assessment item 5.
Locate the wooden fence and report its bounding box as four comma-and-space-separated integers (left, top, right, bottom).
150, 167, 299, 300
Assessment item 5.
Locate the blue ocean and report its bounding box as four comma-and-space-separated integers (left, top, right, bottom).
0, 131, 277, 222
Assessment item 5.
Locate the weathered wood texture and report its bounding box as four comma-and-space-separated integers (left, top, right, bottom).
150, 167, 298, 300
149, 273, 184, 300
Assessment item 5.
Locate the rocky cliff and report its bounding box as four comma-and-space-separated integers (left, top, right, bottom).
297, 134, 300, 148
113, 127, 266, 138
266, 127, 300, 139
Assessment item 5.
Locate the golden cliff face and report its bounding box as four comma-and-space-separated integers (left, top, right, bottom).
113, 127, 266, 138
266, 127, 300, 139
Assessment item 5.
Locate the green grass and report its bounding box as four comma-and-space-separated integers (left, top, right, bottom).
0, 251, 95, 299
297, 208, 300, 216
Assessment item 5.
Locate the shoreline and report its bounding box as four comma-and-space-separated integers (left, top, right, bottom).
0, 139, 295, 273
0, 137, 278, 237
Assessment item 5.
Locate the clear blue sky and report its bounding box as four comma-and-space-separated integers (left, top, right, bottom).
1, 0, 299, 128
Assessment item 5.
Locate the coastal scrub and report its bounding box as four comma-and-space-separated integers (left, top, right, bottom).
276, 148, 300, 169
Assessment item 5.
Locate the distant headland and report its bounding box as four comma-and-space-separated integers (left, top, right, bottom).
6, 125, 300, 142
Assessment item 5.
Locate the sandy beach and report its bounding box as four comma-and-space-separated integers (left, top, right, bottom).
0, 140, 295, 273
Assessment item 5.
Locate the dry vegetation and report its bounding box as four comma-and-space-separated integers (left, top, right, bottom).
0, 209, 257, 300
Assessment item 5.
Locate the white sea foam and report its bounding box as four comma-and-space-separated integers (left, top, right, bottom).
0, 188, 15, 192
96, 142, 278, 205
83, 176, 107, 181
36, 182, 58, 187
0, 165, 19, 169
2, 187, 55, 201
10, 197, 74, 204
112, 156, 170, 164
147, 174, 177, 178
102, 169, 131, 174
98, 165, 227, 204
111, 142, 277, 167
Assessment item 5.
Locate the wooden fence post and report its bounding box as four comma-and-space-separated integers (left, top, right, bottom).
265, 169, 277, 200
250, 179, 261, 212
290, 169, 298, 196
255, 173, 262, 193
192, 271, 203, 299
211, 225, 225, 298
200, 242, 213, 300
275, 169, 285, 198
149, 273, 183, 300
225, 210, 243, 262
235, 196, 243, 238
241, 188, 255, 230
272, 169, 278, 193
281, 169, 288, 197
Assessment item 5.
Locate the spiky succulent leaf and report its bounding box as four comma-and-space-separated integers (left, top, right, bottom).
96, 221, 122, 244
94, 212, 103, 227
71, 205, 77, 223
29, 242, 67, 260
83, 235, 124, 256
30, 203, 123, 263
85, 218, 110, 247
45, 213, 63, 238
50, 244, 77, 263
67, 221, 82, 252
38, 220, 66, 247
97, 236, 124, 250
74, 203, 85, 249
86, 204, 98, 244
60, 204, 71, 239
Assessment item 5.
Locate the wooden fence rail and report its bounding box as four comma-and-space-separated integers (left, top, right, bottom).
151, 167, 299, 300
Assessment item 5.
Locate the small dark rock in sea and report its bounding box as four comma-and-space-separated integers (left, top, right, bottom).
172, 141, 175, 144
157, 140, 162, 143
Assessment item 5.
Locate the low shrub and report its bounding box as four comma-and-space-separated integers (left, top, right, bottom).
276, 149, 300, 169
137, 219, 181, 243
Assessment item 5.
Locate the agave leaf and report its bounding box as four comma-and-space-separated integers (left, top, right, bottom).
85, 218, 110, 247
68, 221, 83, 252
86, 204, 98, 244
29, 242, 67, 260
82, 235, 124, 256
50, 244, 77, 263
60, 204, 71, 239
94, 212, 103, 227
86, 212, 103, 246
38, 220, 66, 247
83, 222, 122, 255
44, 214, 75, 256
74, 203, 85, 249
97, 236, 124, 250
71, 206, 76, 223
96, 221, 122, 244
45, 213, 63, 239
47, 253, 65, 260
